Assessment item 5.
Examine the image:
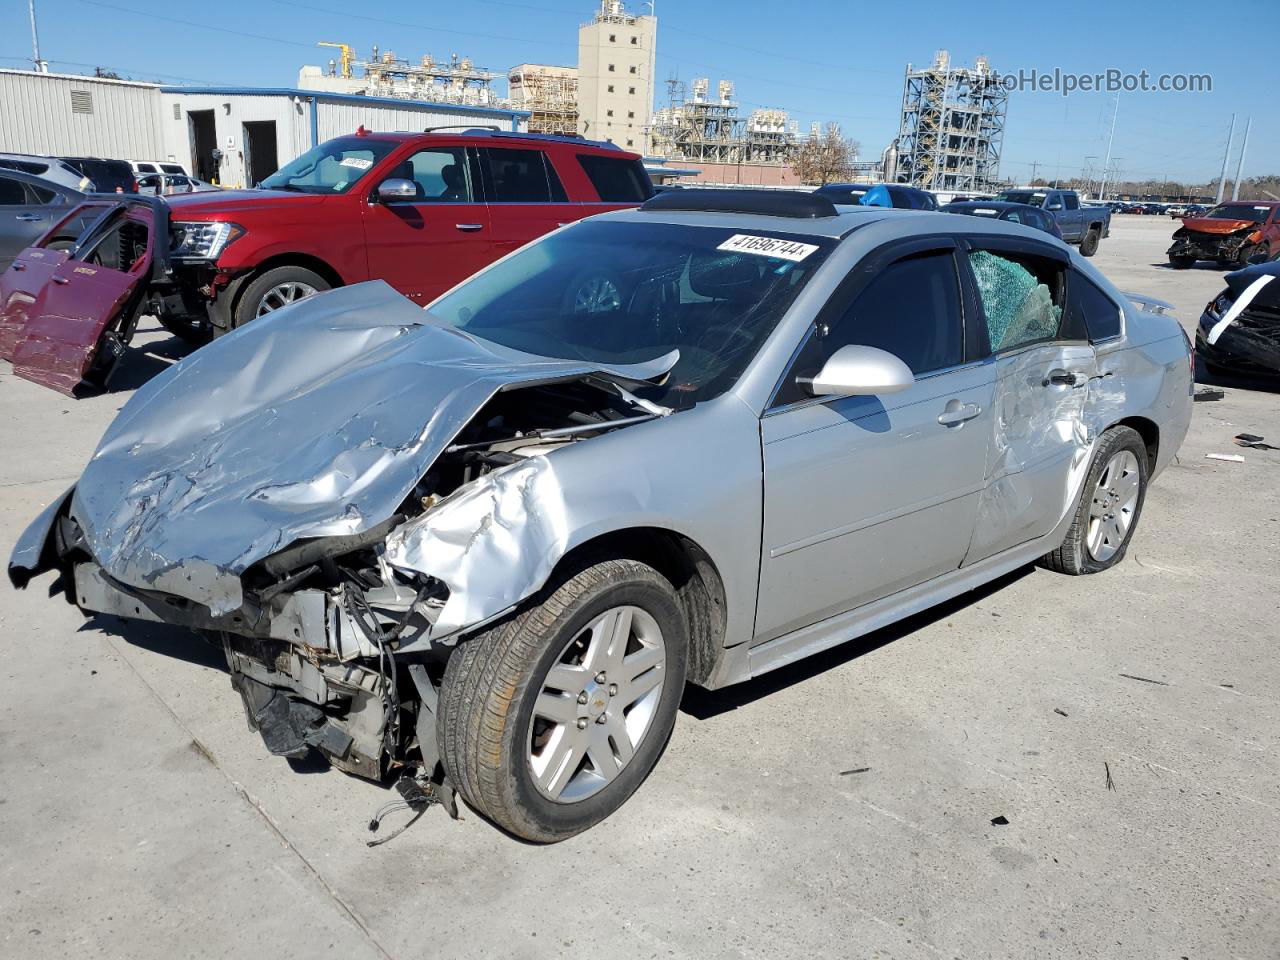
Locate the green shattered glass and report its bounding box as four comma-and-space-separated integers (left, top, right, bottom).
970, 250, 1062, 351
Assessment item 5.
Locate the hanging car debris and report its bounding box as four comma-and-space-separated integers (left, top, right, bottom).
9, 190, 1193, 842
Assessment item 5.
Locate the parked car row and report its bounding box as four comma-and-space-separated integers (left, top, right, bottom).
7, 186, 1194, 841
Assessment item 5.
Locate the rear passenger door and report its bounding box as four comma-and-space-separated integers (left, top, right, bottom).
0, 175, 67, 271
960, 237, 1098, 565
478, 146, 576, 257
755, 239, 995, 643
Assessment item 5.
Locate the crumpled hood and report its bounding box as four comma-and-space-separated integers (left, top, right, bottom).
71, 280, 671, 615
1181, 217, 1258, 235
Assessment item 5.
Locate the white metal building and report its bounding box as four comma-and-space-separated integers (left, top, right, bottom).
0, 69, 529, 189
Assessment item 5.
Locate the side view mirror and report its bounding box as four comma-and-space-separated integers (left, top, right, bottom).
1046, 201, 1063, 211
376, 178, 417, 202
1247, 251, 1270, 265
798, 344, 914, 397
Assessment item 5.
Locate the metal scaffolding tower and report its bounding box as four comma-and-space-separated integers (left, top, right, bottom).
649, 77, 798, 164
508, 65, 579, 135
896, 51, 1007, 192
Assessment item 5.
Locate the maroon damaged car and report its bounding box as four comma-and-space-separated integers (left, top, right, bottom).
0, 197, 165, 396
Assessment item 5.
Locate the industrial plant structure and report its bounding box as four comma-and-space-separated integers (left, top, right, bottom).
300, 44, 506, 109
576, 0, 657, 152
650, 78, 798, 165
507, 64, 579, 135
895, 50, 1007, 192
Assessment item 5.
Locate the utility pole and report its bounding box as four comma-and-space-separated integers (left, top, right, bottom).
1215, 113, 1236, 204
1029, 160, 1039, 184
1098, 93, 1119, 201
1231, 116, 1251, 201
28, 0, 47, 72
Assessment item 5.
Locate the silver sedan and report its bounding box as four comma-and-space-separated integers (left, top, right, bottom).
9, 190, 1193, 841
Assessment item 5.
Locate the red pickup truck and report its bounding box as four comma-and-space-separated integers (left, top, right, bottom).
0, 129, 653, 395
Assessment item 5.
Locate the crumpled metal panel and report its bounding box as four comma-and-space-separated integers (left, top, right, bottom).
385, 455, 568, 643
67, 280, 674, 615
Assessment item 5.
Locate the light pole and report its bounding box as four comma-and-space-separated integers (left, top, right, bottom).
29, 0, 47, 72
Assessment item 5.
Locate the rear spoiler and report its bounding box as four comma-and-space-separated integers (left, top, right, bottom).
1122, 291, 1174, 316
74, 193, 171, 282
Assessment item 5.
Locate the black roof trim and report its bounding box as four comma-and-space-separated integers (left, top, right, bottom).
427, 128, 623, 151
640, 188, 839, 219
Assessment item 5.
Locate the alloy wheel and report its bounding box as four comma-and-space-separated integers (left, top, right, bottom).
256, 280, 318, 317
528, 605, 666, 803
572, 276, 622, 314
1086, 449, 1141, 562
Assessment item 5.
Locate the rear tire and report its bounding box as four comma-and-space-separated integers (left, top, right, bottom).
438, 558, 688, 842
1040, 426, 1149, 575
1079, 228, 1100, 257
231, 266, 329, 330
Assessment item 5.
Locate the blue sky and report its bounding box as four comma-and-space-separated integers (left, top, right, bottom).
3, 0, 1277, 184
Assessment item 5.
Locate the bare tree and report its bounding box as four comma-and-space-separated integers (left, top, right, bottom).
791, 124, 859, 186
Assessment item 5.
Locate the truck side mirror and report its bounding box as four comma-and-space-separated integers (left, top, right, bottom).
375, 178, 418, 203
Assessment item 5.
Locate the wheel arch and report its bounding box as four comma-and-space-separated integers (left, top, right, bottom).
242, 252, 345, 290
1111, 416, 1159, 471
551, 527, 729, 687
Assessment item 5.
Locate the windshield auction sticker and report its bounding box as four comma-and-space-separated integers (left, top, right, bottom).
340, 156, 374, 170
717, 234, 819, 262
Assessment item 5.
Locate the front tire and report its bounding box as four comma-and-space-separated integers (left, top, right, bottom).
231, 265, 329, 330
1040, 426, 1149, 575
438, 558, 688, 842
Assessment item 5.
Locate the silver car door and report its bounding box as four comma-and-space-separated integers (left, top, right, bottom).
755, 239, 995, 645
0, 175, 62, 271
961, 240, 1099, 565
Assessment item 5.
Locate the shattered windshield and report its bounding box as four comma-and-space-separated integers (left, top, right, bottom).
1205, 205, 1269, 223
429, 220, 835, 408
259, 136, 398, 194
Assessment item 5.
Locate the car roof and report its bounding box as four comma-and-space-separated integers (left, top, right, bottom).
599, 200, 1074, 251
343, 128, 637, 157
947, 201, 1034, 211
1214, 200, 1279, 207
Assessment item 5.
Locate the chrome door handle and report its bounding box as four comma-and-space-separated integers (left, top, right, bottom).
51, 275, 70, 285
1043, 368, 1085, 387
937, 401, 982, 426
15, 213, 42, 222
12, 262, 25, 271
455, 223, 483, 232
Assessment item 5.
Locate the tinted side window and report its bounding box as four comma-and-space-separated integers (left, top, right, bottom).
25, 182, 57, 204
484, 148, 567, 203
0, 175, 29, 205
1063, 272, 1121, 342
776, 249, 964, 405
401, 147, 474, 202
1065, 193, 1080, 210
576, 154, 651, 202
968, 249, 1064, 352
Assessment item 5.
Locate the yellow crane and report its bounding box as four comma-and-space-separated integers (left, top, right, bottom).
318, 42, 355, 79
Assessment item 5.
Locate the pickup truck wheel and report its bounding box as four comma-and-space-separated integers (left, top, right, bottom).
47, 238, 76, 253
1078, 228, 1100, 257
232, 266, 329, 330
438, 558, 688, 842
1168, 255, 1195, 269
1039, 426, 1148, 575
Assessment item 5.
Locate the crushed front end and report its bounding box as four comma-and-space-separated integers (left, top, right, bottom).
1168, 224, 1261, 265
10, 296, 670, 783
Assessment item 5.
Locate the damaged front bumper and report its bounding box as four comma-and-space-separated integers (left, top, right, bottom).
1168, 231, 1252, 263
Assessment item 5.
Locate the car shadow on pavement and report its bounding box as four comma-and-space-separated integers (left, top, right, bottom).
1149, 261, 1231, 272
104, 329, 196, 394
80, 612, 228, 673
680, 565, 1035, 720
